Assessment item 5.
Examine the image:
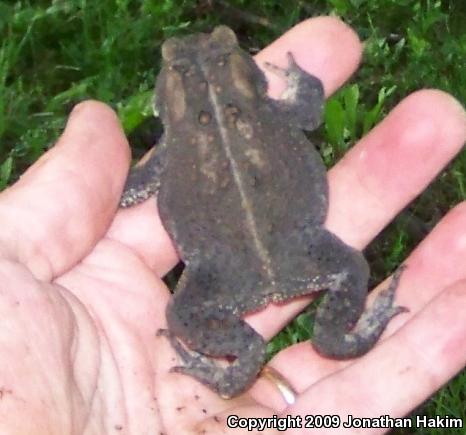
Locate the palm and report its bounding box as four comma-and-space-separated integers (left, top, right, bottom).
0, 17, 464, 435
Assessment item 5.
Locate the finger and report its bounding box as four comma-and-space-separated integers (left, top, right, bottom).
381, 202, 466, 332
283, 280, 466, 433
108, 16, 363, 274
252, 202, 466, 409
0, 101, 129, 280
327, 89, 466, 248
108, 198, 178, 277
248, 89, 466, 338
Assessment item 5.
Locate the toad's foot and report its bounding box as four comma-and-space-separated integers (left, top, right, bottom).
158, 328, 265, 399
313, 265, 408, 359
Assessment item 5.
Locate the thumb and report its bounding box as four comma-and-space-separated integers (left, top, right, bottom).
0, 101, 130, 280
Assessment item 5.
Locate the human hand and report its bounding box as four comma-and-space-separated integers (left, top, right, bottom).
0, 17, 464, 434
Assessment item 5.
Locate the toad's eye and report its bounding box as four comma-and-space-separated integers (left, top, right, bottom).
216, 54, 230, 67
170, 60, 191, 74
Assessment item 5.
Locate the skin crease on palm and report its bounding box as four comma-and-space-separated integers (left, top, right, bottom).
0, 16, 464, 435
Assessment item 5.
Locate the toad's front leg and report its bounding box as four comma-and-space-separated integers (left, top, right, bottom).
119, 141, 168, 208
265, 52, 324, 131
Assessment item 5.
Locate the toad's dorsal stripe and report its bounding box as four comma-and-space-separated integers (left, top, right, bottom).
205, 76, 276, 285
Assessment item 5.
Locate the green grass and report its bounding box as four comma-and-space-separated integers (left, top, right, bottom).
1, 0, 464, 433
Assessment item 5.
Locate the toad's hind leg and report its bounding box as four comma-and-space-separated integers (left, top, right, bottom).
287, 229, 407, 359
161, 269, 266, 398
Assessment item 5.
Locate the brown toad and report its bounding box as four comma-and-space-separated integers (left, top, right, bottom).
120, 25, 406, 398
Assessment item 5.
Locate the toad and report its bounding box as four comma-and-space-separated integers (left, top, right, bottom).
120, 25, 406, 398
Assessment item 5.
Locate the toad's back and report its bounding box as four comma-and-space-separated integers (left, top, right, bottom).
157, 31, 328, 283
